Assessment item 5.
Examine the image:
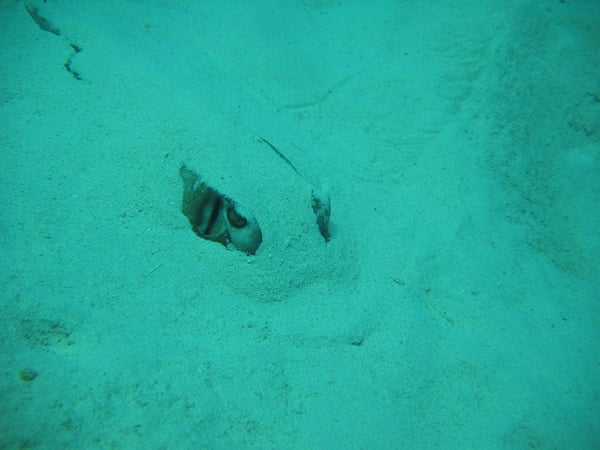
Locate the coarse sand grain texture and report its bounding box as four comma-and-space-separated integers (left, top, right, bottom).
1, 1, 599, 449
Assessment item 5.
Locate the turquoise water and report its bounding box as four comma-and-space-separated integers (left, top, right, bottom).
1, 1, 599, 448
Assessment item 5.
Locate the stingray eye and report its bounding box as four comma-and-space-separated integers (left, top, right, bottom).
227, 206, 248, 228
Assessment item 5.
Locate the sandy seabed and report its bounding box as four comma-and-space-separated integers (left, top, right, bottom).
1, 1, 599, 449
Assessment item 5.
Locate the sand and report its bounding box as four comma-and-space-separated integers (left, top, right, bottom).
1, 0, 599, 448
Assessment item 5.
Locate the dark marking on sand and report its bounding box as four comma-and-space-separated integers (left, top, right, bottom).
25, 4, 60, 36
256, 136, 302, 177
64, 43, 83, 80
257, 136, 331, 242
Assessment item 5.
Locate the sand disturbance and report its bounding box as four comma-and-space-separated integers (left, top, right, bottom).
179, 133, 354, 301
